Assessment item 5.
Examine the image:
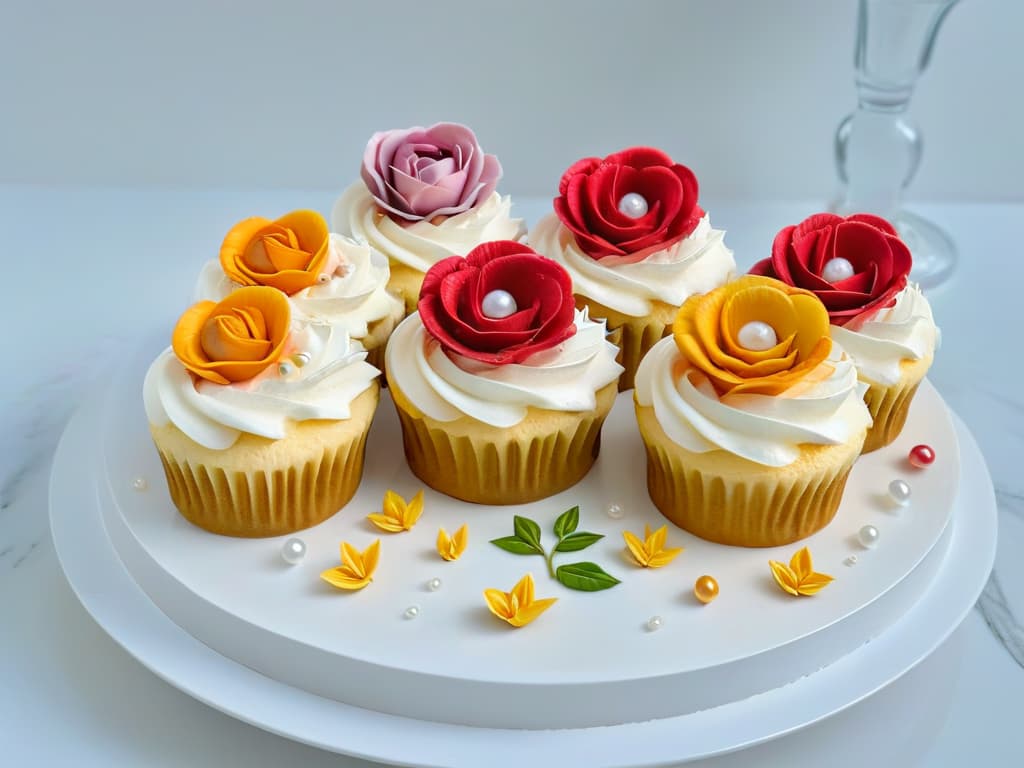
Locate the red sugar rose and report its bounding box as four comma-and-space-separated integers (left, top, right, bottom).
750, 213, 913, 328
553, 147, 704, 261
417, 240, 576, 364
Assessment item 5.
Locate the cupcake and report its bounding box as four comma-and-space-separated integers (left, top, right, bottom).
751, 213, 939, 453
634, 275, 872, 547
143, 286, 381, 537
530, 147, 735, 391
196, 209, 403, 372
332, 123, 526, 316
385, 240, 623, 505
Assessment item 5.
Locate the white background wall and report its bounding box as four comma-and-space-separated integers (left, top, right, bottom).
1, 0, 1020, 201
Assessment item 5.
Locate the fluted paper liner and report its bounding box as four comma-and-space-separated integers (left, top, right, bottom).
635, 401, 865, 547
149, 384, 379, 537
860, 355, 932, 454
387, 375, 617, 505
578, 296, 676, 392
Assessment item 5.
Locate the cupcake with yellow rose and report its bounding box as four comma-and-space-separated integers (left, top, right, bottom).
332, 123, 526, 316
143, 286, 380, 537
196, 209, 403, 371
634, 275, 873, 547
530, 147, 735, 391
385, 240, 623, 504
751, 213, 939, 452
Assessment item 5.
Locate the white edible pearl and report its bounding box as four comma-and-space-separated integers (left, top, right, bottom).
618, 192, 649, 218
737, 321, 778, 351
131, 477, 148, 491
845, 555, 859, 566
280, 537, 306, 565
481, 289, 518, 319
646, 615, 663, 632
427, 577, 442, 592
316, 273, 331, 285
821, 257, 855, 283
606, 503, 625, 519
404, 605, 420, 620
291, 352, 310, 368
888, 479, 912, 506
278, 361, 295, 377
858, 524, 880, 548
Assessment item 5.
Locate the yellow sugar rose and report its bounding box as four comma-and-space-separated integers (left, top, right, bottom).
220, 210, 330, 295
171, 286, 291, 385
672, 275, 832, 396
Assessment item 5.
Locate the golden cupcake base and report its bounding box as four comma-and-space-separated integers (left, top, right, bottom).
576, 296, 675, 392
860, 356, 932, 454
635, 400, 866, 547
149, 384, 380, 537
386, 261, 427, 317
387, 374, 618, 505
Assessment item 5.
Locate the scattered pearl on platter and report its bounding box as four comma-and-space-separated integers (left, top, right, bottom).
888, 479, 912, 506
858, 524, 880, 548
404, 605, 421, 620
909, 444, 936, 468
645, 615, 663, 632
426, 577, 443, 592
845, 555, 859, 567
606, 503, 625, 519
481, 289, 518, 319
618, 192, 649, 218
694, 575, 720, 604
821, 257, 855, 283
280, 537, 307, 565
131, 477, 148, 491
737, 321, 778, 351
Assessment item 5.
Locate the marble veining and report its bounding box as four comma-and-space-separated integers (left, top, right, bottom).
976, 571, 1024, 670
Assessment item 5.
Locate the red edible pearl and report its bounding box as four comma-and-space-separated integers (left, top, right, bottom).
909, 444, 935, 468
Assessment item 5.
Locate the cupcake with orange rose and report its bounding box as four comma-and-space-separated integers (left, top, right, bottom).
385, 240, 623, 504
143, 286, 380, 537
751, 213, 939, 452
634, 275, 872, 547
530, 147, 735, 390
196, 209, 403, 371
332, 123, 526, 316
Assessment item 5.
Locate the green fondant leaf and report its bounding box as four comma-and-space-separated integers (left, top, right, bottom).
555, 561, 621, 592
490, 535, 542, 556
554, 531, 603, 552
513, 515, 543, 551
553, 506, 580, 539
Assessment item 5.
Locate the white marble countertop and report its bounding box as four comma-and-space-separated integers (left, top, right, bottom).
1, 186, 1021, 766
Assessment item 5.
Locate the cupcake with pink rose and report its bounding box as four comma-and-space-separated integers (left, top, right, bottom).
751, 213, 939, 452
531, 147, 735, 390
332, 123, 526, 316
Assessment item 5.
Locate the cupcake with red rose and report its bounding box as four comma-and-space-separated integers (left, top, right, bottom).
195, 209, 403, 371
530, 147, 735, 391
332, 123, 526, 316
144, 286, 380, 537
751, 213, 938, 452
634, 275, 872, 547
385, 240, 623, 504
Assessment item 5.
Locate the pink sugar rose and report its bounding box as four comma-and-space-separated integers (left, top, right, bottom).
360, 123, 502, 222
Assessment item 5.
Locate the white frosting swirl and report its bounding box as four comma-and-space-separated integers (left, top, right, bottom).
331, 182, 526, 273
144, 318, 379, 450
196, 234, 402, 339
386, 309, 623, 428
529, 213, 736, 316
635, 336, 872, 467
830, 284, 939, 387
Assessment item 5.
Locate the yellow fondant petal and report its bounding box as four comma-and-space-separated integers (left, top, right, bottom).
512, 573, 535, 607
791, 546, 813, 581
320, 567, 371, 591
406, 490, 425, 528
623, 530, 650, 567
367, 513, 407, 533
796, 573, 835, 595
451, 524, 468, 558
484, 588, 514, 620
361, 539, 381, 578
769, 560, 800, 596
646, 547, 684, 569
649, 525, 668, 552
437, 527, 452, 559
508, 597, 558, 628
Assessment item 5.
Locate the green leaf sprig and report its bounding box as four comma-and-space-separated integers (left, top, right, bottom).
490, 507, 620, 592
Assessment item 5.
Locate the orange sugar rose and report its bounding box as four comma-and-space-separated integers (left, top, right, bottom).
672, 275, 832, 396
171, 286, 291, 385
220, 210, 330, 295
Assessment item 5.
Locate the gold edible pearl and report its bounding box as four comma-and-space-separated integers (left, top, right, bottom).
694, 575, 719, 604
